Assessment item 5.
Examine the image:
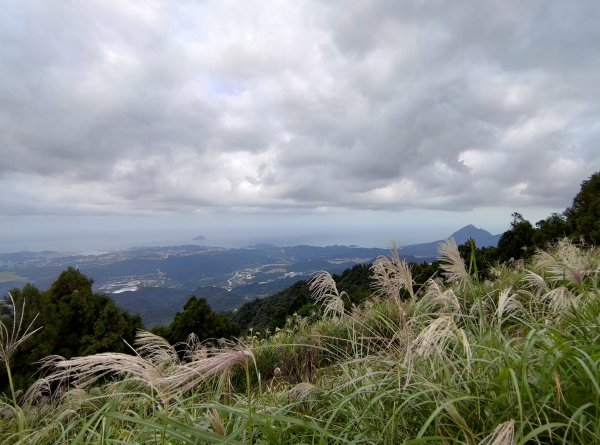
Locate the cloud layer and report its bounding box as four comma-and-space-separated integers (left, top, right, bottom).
2, 0, 599, 217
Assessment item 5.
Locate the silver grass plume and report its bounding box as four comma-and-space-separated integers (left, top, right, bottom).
182, 332, 207, 361
480, 419, 515, 445
522, 271, 548, 293
29, 351, 168, 400
444, 403, 474, 444
161, 346, 254, 396
403, 314, 471, 385
422, 279, 460, 314
288, 382, 319, 401
371, 243, 415, 300
533, 238, 595, 287
496, 288, 522, 319
543, 287, 580, 311
133, 329, 179, 366
60, 387, 91, 411
309, 271, 346, 321
25, 330, 254, 405
208, 408, 226, 436
0, 292, 42, 365
438, 238, 470, 287
409, 315, 470, 361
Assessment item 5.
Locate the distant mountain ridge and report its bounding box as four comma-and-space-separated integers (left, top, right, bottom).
1, 224, 500, 327
399, 225, 501, 258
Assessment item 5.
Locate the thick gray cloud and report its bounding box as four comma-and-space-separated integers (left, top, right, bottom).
1, 0, 599, 219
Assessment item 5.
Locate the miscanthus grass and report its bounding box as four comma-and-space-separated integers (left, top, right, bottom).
0, 293, 42, 444
1, 239, 599, 444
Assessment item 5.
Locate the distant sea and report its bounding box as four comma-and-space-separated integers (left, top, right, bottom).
1, 230, 414, 254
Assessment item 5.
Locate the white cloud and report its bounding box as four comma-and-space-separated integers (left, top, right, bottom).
503, 112, 568, 146
1, 0, 599, 225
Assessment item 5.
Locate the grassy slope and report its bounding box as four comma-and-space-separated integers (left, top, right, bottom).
1, 239, 599, 444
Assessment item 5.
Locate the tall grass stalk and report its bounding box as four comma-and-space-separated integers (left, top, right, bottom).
0, 293, 41, 409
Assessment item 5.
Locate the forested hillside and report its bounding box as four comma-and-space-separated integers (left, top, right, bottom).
231, 261, 441, 332
0, 171, 598, 444
1, 268, 143, 392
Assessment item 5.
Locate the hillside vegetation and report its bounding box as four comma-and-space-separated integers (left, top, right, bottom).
229, 171, 600, 334
0, 171, 598, 443
0, 237, 598, 444
1, 268, 143, 392
231, 261, 440, 333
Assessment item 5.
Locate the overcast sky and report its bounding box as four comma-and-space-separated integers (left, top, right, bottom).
1, 1, 599, 252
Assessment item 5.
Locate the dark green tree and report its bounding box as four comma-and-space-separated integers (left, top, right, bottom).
230, 281, 312, 332
497, 213, 535, 262
44, 268, 142, 357
533, 213, 570, 247
2, 268, 143, 392
564, 171, 600, 244
165, 296, 239, 344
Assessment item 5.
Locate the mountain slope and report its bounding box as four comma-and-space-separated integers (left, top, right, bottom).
399, 225, 500, 258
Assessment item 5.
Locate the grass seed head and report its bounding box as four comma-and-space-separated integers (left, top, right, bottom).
208, 408, 226, 436
288, 382, 318, 401
371, 243, 415, 300
533, 239, 595, 287
438, 238, 469, 287
522, 271, 548, 293
424, 279, 461, 314
0, 293, 42, 365
411, 315, 456, 358
309, 271, 345, 321
482, 419, 515, 445
543, 286, 580, 311
134, 330, 179, 366
26, 333, 254, 405
496, 288, 522, 318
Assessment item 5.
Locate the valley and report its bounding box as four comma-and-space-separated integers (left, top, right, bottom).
0, 225, 499, 326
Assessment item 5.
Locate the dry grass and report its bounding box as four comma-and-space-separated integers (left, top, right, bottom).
438, 238, 470, 287
423, 278, 461, 314
25, 331, 254, 405
481, 419, 515, 445
543, 286, 580, 311
309, 271, 346, 321
0, 293, 42, 364
533, 238, 597, 287
371, 243, 415, 300
496, 287, 522, 319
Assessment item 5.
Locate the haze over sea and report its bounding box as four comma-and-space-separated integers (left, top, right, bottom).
3, 206, 557, 254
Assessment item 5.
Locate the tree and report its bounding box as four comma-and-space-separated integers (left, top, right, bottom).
43, 267, 142, 358
2, 268, 143, 392
165, 296, 239, 345
230, 281, 313, 332
533, 213, 569, 247
564, 171, 600, 244
497, 213, 535, 262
